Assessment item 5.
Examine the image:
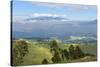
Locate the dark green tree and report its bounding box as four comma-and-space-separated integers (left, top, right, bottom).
42, 59, 49, 64
74, 45, 84, 58
50, 40, 59, 49
62, 49, 69, 60
50, 40, 63, 63
12, 40, 29, 66
50, 40, 59, 55
12, 47, 21, 65
68, 45, 76, 59
51, 51, 62, 63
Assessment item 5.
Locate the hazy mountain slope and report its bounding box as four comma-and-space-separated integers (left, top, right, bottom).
12, 16, 97, 39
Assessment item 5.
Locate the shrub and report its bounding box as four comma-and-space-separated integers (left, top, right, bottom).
42, 59, 49, 64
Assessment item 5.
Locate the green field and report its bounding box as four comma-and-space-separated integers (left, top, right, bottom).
12, 39, 97, 66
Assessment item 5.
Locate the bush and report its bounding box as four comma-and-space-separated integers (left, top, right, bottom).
42, 59, 49, 64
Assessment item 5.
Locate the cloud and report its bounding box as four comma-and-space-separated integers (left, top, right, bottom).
13, 13, 68, 23
13, 16, 29, 23
31, 13, 66, 17
70, 36, 86, 40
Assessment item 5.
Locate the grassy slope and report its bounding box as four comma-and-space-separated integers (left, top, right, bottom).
13, 40, 97, 65
57, 43, 97, 55
21, 42, 52, 65
79, 44, 97, 56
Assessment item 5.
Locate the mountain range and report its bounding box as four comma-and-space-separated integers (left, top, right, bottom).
12, 15, 97, 39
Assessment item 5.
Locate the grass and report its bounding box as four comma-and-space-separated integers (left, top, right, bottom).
79, 44, 97, 55
20, 42, 52, 65
12, 40, 97, 65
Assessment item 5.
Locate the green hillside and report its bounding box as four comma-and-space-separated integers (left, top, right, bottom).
12, 39, 97, 66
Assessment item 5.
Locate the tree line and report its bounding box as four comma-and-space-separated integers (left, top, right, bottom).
42, 40, 85, 64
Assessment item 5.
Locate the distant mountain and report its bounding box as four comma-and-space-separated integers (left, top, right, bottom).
12, 16, 97, 39
79, 19, 97, 25
25, 16, 68, 21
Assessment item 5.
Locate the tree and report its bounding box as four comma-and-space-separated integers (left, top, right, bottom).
68, 45, 76, 59
12, 40, 29, 66
50, 40, 62, 63
50, 40, 59, 55
74, 45, 84, 58
62, 49, 69, 60
42, 59, 49, 64
12, 47, 21, 65
51, 51, 62, 63
50, 40, 59, 49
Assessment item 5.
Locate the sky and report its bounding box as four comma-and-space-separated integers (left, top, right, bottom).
12, 1, 97, 21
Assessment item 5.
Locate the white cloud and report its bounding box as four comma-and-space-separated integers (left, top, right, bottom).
13, 13, 68, 24
31, 13, 66, 17
70, 36, 86, 40
13, 15, 31, 24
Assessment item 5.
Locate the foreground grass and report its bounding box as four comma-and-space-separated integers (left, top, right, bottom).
18, 42, 53, 65
12, 40, 97, 66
